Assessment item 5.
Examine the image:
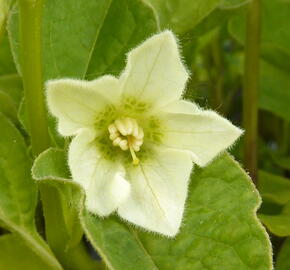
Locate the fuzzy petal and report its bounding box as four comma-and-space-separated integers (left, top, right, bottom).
159, 99, 200, 114
118, 148, 193, 237
46, 76, 119, 136
160, 110, 243, 167
120, 31, 188, 108
69, 128, 130, 216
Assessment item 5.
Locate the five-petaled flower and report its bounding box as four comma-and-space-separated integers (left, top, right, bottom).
46, 31, 242, 237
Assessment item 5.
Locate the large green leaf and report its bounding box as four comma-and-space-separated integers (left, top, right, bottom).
143, 0, 247, 36
0, 114, 62, 270
33, 149, 273, 270
8, 0, 158, 80
276, 237, 290, 270
137, 154, 272, 270
0, 234, 52, 270
144, 0, 220, 34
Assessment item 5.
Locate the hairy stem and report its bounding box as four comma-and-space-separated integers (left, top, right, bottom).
243, 0, 261, 183
19, 0, 50, 155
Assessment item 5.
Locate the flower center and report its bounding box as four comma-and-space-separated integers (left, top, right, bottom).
108, 117, 144, 165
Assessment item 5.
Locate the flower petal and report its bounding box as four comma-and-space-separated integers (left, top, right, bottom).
118, 148, 193, 237
120, 31, 188, 108
46, 76, 119, 136
159, 99, 200, 114
160, 111, 243, 167
69, 128, 130, 216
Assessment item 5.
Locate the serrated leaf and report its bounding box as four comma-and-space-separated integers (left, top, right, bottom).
0, 114, 62, 270
276, 237, 290, 270
8, 0, 158, 80
0, 234, 52, 270
33, 149, 273, 270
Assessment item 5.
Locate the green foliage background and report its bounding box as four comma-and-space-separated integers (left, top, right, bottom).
1, 0, 289, 269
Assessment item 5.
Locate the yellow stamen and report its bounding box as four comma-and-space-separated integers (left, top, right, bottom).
129, 142, 139, 165
108, 117, 143, 165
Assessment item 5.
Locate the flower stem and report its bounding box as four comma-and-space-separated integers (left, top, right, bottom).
19, 0, 50, 155
243, 0, 261, 183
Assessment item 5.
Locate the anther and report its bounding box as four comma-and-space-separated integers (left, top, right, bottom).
108, 118, 144, 165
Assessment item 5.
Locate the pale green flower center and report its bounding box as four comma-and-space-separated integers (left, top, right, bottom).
108, 117, 144, 165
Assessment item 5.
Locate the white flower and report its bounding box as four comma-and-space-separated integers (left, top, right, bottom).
46, 31, 242, 237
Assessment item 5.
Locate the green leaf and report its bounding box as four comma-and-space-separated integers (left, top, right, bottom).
258, 172, 290, 237
0, 0, 11, 39
259, 170, 290, 205
0, 74, 23, 125
32, 149, 85, 269
219, 0, 247, 9
8, 0, 158, 147
229, 0, 290, 53
144, 0, 220, 34
8, 0, 158, 80
0, 34, 16, 76
33, 149, 273, 270
0, 114, 62, 270
18, 98, 65, 147
259, 214, 290, 237
272, 155, 290, 171
137, 154, 273, 270
259, 61, 290, 122
0, 234, 52, 270
276, 237, 290, 270
0, 90, 18, 123
0, 74, 22, 108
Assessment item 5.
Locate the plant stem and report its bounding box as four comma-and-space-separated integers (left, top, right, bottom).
243, 0, 261, 183
19, 1, 69, 269
19, 0, 50, 156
